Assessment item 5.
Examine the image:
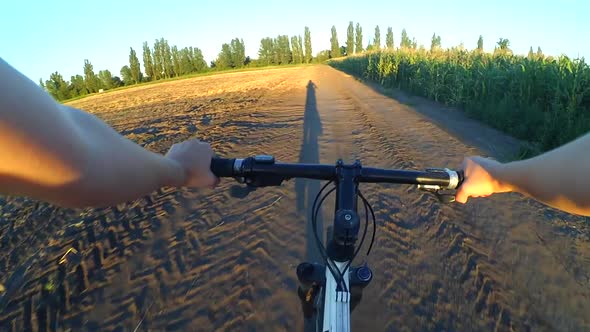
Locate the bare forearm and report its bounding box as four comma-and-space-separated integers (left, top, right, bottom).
495, 133, 590, 216
1, 105, 185, 208
58, 106, 186, 207
0, 58, 184, 207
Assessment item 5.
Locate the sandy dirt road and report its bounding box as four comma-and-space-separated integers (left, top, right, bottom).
1, 65, 589, 331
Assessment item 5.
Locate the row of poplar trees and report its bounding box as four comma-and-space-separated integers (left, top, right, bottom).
328, 22, 420, 58
41, 37, 209, 101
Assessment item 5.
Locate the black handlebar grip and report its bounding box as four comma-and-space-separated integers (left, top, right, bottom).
210, 158, 236, 177
456, 170, 465, 188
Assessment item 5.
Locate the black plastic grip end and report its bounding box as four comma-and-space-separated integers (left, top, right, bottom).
211, 158, 236, 177
457, 170, 465, 188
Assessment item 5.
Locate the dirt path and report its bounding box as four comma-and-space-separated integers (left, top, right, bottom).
1, 65, 589, 331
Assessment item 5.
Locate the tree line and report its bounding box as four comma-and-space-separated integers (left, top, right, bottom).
40, 26, 319, 102
40, 37, 209, 101
327, 22, 545, 57
39, 23, 420, 101
41, 22, 549, 102
329, 22, 420, 57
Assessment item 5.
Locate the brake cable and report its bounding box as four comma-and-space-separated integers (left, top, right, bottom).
311, 184, 378, 294
310, 181, 344, 290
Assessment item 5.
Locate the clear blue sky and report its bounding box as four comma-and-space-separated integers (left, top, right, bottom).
2, 0, 587, 83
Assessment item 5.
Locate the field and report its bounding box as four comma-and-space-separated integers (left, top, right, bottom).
1, 65, 590, 331
329, 49, 590, 153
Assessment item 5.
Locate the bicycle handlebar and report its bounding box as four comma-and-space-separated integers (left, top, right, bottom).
210, 155, 463, 190
211, 154, 464, 323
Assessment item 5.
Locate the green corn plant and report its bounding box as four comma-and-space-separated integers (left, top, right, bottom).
328, 46, 590, 153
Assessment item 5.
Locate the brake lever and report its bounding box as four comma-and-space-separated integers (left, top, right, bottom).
229, 185, 256, 198
434, 190, 457, 203
232, 174, 285, 189
417, 185, 457, 204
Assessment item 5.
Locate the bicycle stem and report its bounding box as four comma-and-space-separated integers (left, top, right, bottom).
327, 159, 361, 262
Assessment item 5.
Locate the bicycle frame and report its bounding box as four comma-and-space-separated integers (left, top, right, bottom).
322, 261, 352, 331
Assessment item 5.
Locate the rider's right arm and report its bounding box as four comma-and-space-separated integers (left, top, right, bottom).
456, 132, 590, 216
0, 57, 217, 208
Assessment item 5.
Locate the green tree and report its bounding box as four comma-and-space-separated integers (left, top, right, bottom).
142, 41, 155, 80
330, 25, 341, 58
120, 65, 133, 85
400, 29, 412, 48
45, 72, 70, 101
129, 47, 142, 84
161, 38, 174, 78
179, 47, 193, 75
272, 37, 280, 64
355, 23, 363, 53
528, 46, 534, 59
297, 36, 304, 63
497, 38, 510, 50
69, 74, 87, 96
537, 46, 544, 58
386, 27, 394, 49
304, 27, 312, 63
98, 69, 114, 90
153, 39, 163, 80
172, 45, 181, 76
373, 25, 381, 49
216, 43, 232, 69
230, 38, 246, 68
217, 39, 246, 69
495, 38, 511, 55
316, 50, 331, 62
83, 59, 99, 93
276, 35, 292, 64
38, 78, 45, 90
191, 47, 207, 72
54, 72, 71, 100
477, 35, 483, 52
112, 76, 123, 88
291, 36, 301, 63
347, 21, 354, 55
259, 37, 275, 66
430, 33, 441, 52
477, 35, 484, 52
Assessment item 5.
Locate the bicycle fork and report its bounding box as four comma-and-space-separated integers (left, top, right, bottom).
296, 261, 373, 318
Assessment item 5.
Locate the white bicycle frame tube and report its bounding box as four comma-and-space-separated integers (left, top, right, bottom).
321, 261, 351, 332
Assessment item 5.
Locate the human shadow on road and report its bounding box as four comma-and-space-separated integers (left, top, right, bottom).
295, 80, 324, 263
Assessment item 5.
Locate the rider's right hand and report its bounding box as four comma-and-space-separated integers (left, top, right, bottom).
455, 156, 511, 203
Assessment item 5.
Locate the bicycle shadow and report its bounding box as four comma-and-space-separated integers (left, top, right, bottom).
295, 80, 324, 263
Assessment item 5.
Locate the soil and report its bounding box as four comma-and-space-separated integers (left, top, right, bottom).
1, 65, 589, 331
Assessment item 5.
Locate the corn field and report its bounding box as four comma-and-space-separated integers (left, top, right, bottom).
329, 49, 590, 152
